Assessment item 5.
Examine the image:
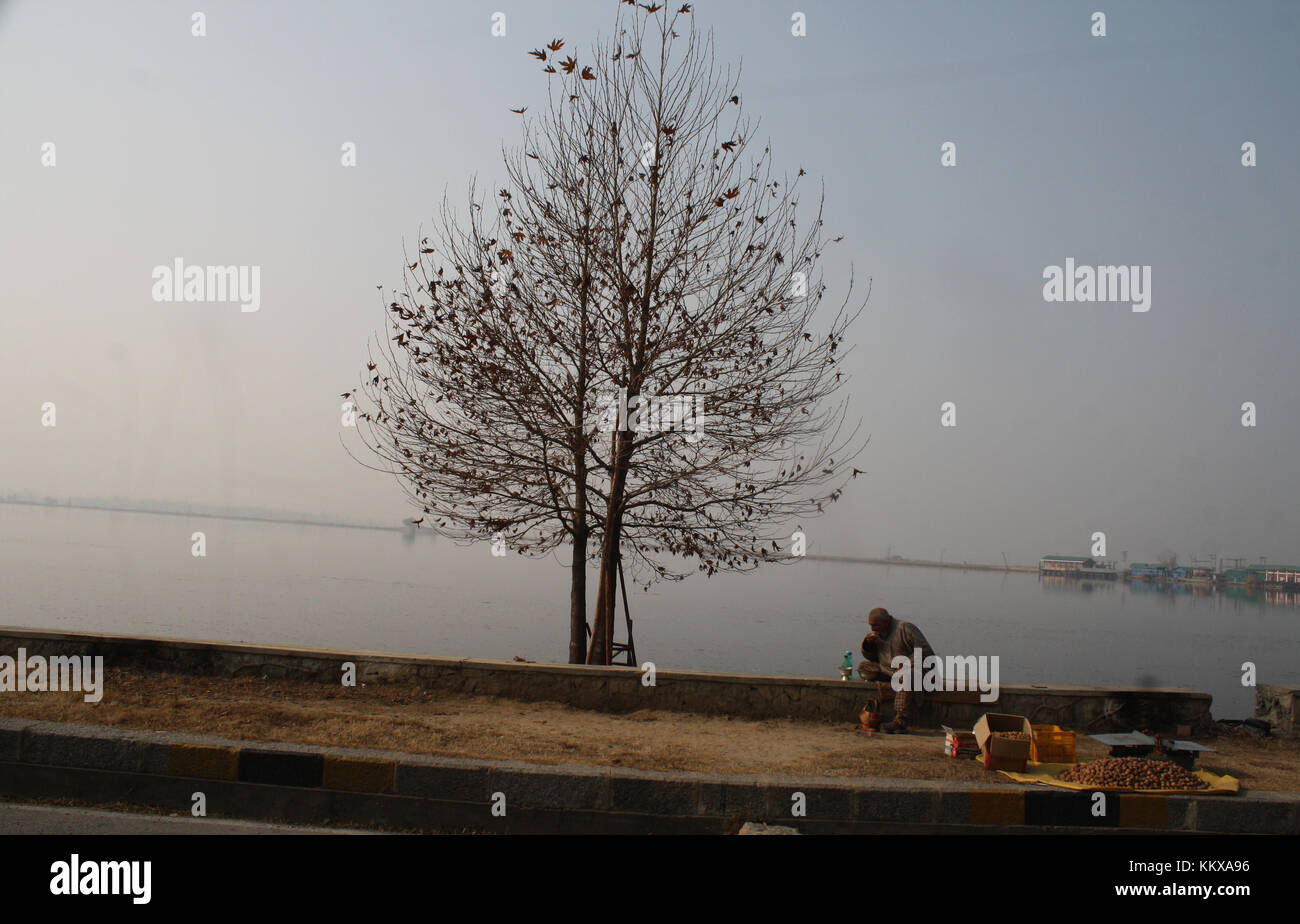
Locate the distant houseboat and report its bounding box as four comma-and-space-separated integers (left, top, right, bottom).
1040, 555, 1091, 574
1127, 562, 1172, 581
1172, 566, 1217, 585
1245, 563, 1300, 587
1039, 555, 1118, 578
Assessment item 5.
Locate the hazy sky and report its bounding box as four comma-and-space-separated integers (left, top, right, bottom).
2, 0, 1298, 566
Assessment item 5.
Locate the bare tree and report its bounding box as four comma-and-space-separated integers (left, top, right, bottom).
513, 5, 867, 662
347, 1, 866, 667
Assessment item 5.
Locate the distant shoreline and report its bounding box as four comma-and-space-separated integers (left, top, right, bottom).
2, 501, 1039, 566
0, 498, 409, 535
802, 554, 1038, 573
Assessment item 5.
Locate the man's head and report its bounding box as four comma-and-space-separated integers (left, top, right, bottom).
868, 607, 892, 634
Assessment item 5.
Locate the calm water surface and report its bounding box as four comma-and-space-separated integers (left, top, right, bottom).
2, 504, 1297, 718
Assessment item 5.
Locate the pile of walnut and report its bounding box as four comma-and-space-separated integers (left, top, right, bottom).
992, 731, 1030, 741
1059, 757, 1209, 790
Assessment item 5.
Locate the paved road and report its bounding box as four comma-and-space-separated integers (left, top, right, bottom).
0, 802, 379, 834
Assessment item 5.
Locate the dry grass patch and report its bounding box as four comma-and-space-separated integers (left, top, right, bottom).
0, 669, 1295, 789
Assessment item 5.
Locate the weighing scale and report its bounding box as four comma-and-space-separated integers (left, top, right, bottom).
1088, 731, 1215, 770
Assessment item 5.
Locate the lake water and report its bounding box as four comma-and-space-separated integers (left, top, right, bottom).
2, 503, 1297, 718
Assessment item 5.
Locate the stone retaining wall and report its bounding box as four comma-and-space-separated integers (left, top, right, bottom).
0, 627, 1215, 732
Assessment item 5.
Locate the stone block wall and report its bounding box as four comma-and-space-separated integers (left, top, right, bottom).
0, 627, 1213, 732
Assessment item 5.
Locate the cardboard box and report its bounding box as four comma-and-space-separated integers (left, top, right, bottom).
973, 713, 1033, 771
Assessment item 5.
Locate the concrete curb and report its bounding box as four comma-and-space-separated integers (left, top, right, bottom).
0, 718, 1294, 834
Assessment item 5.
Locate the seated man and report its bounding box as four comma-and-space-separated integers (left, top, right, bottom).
857, 607, 937, 733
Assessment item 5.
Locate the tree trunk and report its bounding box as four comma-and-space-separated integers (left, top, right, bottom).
569, 249, 594, 664
588, 426, 633, 664
587, 541, 613, 663
569, 432, 589, 663
569, 521, 588, 664
587, 521, 620, 664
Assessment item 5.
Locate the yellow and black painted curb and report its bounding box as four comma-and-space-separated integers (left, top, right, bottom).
0, 717, 1293, 834
968, 789, 1176, 828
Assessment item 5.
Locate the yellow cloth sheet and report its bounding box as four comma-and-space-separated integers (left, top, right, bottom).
998, 761, 1239, 794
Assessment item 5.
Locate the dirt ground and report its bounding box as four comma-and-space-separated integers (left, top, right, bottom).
2, 669, 1297, 790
